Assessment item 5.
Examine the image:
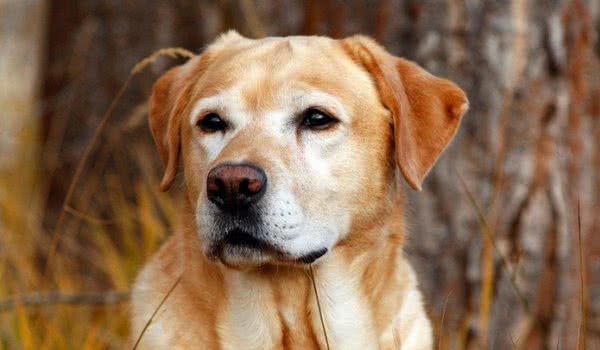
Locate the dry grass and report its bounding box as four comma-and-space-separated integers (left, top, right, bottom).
1, 177, 173, 349
0, 49, 192, 349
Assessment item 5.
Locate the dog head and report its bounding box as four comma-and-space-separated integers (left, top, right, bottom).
149, 31, 467, 269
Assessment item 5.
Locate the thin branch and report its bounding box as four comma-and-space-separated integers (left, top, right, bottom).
457, 171, 530, 314
438, 291, 452, 350
43, 48, 195, 282
0, 290, 129, 312
308, 265, 330, 350
132, 275, 182, 350
64, 204, 114, 225
577, 199, 587, 350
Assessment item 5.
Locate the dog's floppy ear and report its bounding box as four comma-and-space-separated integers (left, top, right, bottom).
341, 36, 468, 190
150, 31, 247, 192
149, 54, 207, 191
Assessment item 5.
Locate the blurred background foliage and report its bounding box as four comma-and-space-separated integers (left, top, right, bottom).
0, 0, 599, 349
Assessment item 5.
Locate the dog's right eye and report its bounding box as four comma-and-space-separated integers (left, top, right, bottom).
197, 113, 227, 133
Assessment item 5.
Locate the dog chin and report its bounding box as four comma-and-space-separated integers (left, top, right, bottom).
201, 225, 330, 269
207, 243, 329, 270
215, 247, 273, 270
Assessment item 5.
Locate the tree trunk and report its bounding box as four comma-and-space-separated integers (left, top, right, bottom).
0, 0, 47, 242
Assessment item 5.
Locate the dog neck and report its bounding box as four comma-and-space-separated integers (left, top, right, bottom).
178, 192, 408, 349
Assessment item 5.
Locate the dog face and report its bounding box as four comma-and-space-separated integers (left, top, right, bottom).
149, 32, 468, 269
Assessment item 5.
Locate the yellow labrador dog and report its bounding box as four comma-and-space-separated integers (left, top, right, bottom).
131, 31, 467, 349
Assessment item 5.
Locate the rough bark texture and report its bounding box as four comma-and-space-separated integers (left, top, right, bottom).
39, 1, 600, 349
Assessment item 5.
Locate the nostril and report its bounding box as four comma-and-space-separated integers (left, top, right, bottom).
245, 178, 263, 194
239, 177, 264, 196
239, 178, 250, 194
206, 179, 225, 208
207, 177, 223, 193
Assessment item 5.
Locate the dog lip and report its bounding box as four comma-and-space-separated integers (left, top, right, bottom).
223, 228, 269, 250
212, 229, 328, 266
295, 248, 328, 264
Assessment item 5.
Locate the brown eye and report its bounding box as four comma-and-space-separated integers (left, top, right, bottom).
300, 108, 338, 130
197, 113, 227, 133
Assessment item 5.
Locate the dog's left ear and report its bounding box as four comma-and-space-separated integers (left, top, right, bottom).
341, 36, 468, 191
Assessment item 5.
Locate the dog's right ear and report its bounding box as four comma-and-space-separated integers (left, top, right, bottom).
149, 55, 207, 191
150, 31, 248, 192
150, 65, 187, 191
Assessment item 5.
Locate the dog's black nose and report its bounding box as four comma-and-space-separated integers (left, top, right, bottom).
206, 164, 267, 212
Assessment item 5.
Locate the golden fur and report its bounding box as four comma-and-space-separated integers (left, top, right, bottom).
131, 31, 468, 349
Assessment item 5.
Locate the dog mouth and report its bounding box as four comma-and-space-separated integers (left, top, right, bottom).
210, 228, 328, 266
295, 247, 328, 264
223, 228, 271, 250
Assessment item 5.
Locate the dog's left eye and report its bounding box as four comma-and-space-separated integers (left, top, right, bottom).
300, 108, 338, 130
